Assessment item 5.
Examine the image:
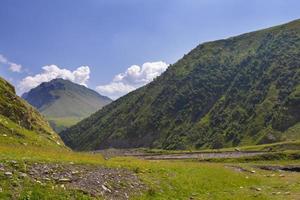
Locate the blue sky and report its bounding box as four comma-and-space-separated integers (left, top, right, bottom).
0, 0, 300, 99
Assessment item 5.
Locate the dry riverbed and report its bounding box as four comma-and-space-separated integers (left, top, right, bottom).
96, 148, 266, 160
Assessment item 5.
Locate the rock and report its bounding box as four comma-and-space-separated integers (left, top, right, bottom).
71, 171, 79, 175
43, 177, 51, 181
279, 174, 285, 177
102, 185, 112, 193
125, 192, 129, 199
4, 172, 13, 177
19, 173, 27, 178
234, 148, 240, 152
250, 170, 256, 173
58, 178, 71, 183
254, 187, 261, 191
0, 187, 2, 192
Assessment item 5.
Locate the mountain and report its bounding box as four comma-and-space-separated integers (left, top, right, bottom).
61, 19, 300, 151
0, 77, 64, 147
22, 78, 112, 132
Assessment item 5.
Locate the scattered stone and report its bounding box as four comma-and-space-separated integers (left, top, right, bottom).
71, 170, 79, 175
268, 174, 276, 177
2, 134, 7, 137
250, 170, 256, 173
102, 185, 112, 193
0, 187, 2, 192
125, 192, 129, 199
4, 172, 13, 177
19, 173, 27, 178
59, 178, 71, 183
43, 177, 51, 181
251, 187, 261, 191
279, 174, 285, 177
27, 163, 145, 200
284, 192, 290, 195
11, 160, 17, 164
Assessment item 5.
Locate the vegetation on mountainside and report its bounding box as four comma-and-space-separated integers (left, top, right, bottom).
0, 77, 63, 147
61, 19, 300, 151
22, 78, 112, 132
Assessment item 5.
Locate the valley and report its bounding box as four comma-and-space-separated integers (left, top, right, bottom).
0, 18, 300, 200
0, 141, 299, 199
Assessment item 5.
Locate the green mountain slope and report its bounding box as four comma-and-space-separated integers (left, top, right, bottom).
22, 78, 112, 132
0, 77, 64, 148
61, 19, 300, 150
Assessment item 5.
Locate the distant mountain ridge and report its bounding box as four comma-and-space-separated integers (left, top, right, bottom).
22, 78, 112, 132
61, 19, 300, 150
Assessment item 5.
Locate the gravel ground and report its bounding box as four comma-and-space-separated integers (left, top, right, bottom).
1, 161, 145, 200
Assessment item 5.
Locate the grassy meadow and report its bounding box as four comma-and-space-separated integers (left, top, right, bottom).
0, 138, 300, 199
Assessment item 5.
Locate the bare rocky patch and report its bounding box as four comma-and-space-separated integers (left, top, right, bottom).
0, 160, 145, 200
256, 165, 300, 172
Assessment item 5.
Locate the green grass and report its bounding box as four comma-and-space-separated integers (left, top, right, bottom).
0, 95, 299, 200
48, 117, 81, 127
134, 140, 300, 155
0, 142, 299, 200
48, 117, 82, 132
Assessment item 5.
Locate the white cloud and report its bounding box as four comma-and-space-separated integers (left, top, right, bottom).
0, 54, 22, 73
0, 54, 8, 63
96, 61, 168, 99
19, 65, 90, 93
9, 63, 22, 72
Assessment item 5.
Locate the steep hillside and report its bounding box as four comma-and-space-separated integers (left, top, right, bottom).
0, 77, 64, 148
22, 78, 112, 132
61, 19, 300, 150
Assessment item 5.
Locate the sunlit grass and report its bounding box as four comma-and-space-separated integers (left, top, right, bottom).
0, 143, 299, 199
